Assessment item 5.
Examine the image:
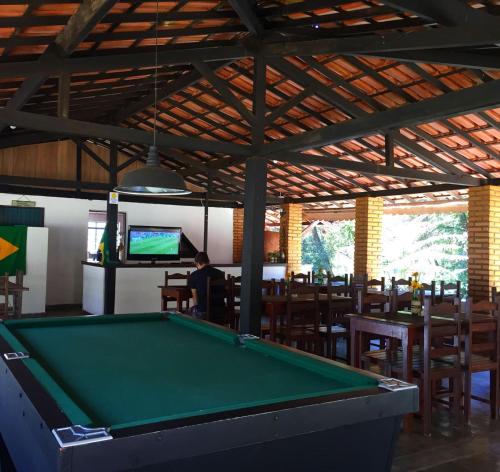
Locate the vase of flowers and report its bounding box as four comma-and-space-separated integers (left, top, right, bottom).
410, 272, 423, 316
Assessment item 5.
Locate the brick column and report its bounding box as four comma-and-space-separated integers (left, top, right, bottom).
354, 196, 384, 277
280, 203, 303, 274
468, 185, 500, 301
233, 208, 244, 263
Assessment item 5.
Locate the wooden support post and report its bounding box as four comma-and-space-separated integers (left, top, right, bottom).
239, 157, 268, 335
104, 143, 118, 314
203, 173, 212, 252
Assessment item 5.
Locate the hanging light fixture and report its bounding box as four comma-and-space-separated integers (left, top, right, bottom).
114, 1, 191, 196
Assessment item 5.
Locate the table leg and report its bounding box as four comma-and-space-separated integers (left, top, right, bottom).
268, 304, 276, 342
14, 292, 22, 318
350, 325, 361, 368
402, 330, 414, 432
176, 296, 182, 312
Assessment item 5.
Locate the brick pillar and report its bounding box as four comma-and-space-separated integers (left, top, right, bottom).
354, 196, 383, 277
233, 208, 244, 263
468, 185, 500, 301
280, 203, 303, 274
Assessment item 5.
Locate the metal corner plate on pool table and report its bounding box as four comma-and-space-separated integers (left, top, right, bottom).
3, 351, 29, 360
52, 426, 113, 448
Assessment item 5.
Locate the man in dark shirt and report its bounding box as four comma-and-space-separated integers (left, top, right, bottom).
188, 252, 226, 323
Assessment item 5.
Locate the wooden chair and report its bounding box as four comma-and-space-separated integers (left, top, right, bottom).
438, 281, 461, 303
163, 271, 191, 312
206, 276, 233, 328
277, 285, 322, 355
290, 271, 311, 284
420, 299, 462, 436
322, 284, 351, 360
463, 296, 500, 423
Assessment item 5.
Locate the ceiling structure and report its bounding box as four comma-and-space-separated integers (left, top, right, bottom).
0, 0, 499, 212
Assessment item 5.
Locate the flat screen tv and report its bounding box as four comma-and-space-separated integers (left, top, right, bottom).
127, 226, 181, 261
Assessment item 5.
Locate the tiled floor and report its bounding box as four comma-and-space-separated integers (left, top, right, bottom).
393, 372, 500, 471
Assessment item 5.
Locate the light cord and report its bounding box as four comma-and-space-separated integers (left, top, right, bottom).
153, 0, 159, 146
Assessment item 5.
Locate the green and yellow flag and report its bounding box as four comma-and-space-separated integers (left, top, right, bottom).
0, 226, 27, 276
98, 225, 110, 266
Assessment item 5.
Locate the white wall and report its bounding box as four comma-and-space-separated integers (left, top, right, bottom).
23, 227, 49, 314
0, 193, 233, 306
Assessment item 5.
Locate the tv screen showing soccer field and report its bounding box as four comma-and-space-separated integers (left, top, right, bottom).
128, 227, 181, 259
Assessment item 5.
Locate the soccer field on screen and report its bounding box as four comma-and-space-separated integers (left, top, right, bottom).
129, 233, 179, 255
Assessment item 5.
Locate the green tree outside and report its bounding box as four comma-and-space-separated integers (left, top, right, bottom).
302, 212, 468, 291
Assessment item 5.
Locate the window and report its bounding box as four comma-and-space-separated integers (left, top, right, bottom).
87, 211, 126, 261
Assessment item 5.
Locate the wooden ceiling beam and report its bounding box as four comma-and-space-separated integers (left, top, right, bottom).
229, 0, 264, 36
0, 109, 252, 156
262, 79, 500, 155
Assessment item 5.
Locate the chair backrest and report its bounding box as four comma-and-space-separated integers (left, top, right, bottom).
311, 270, 327, 285
206, 276, 231, 324
391, 277, 411, 291
419, 281, 436, 305
164, 271, 190, 286
290, 271, 311, 284
465, 296, 500, 364
440, 280, 461, 300
423, 298, 461, 364
328, 273, 349, 286
492, 287, 498, 303
350, 273, 368, 296
285, 285, 320, 328
356, 288, 390, 314
326, 284, 355, 317
367, 276, 385, 292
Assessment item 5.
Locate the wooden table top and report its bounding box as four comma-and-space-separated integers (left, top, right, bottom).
346, 310, 494, 327
262, 293, 351, 303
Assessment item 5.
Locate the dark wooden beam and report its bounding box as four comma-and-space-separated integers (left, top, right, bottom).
262, 79, 500, 155
0, 109, 252, 156
0, 45, 249, 78
193, 60, 255, 125
0, 0, 116, 133
385, 133, 394, 167
262, 20, 500, 63
285, 183, 470, 204
366, 50, 500, 71
272, 152, 481, 186
229, 0, 264, 36
113, 62, 230, 124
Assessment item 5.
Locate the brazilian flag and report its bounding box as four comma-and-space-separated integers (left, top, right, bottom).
0, 226, 27, 276
98, 225, 110, 266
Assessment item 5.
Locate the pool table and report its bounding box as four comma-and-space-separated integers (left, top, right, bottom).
0, 313, 418, 472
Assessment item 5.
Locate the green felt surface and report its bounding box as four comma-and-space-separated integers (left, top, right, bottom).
4, 313, 378, 430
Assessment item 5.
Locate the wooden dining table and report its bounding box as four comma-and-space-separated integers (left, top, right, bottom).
262, 293, 352, 342
1, 281, 29, 318
346, 310, 496, 431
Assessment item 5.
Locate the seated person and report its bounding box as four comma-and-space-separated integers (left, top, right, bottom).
188, 252, 226, 323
